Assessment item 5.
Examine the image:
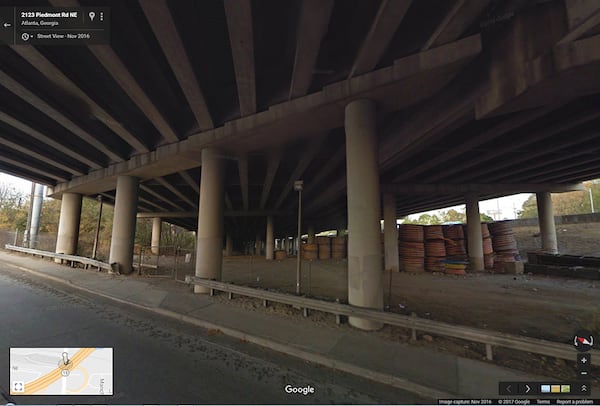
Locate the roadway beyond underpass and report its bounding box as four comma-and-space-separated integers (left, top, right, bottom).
0, 264, 429, 405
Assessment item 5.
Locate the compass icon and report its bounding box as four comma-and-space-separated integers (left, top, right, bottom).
574, 329, 594, 352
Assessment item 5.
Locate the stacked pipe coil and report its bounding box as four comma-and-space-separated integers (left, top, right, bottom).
443, 224, 467, 259
398, 224, 424, 272
316, 236, 331, 260
488, 220, 520, 272
331, 236, 347, 259
274, 250, 287, 260
301, 243, 318, 260
482, 223, 494, 269
424, 225, 446, 272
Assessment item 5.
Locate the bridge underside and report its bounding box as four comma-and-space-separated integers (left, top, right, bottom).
0, 0, 599, 240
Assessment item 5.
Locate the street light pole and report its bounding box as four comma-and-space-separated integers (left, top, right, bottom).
92, 195, 103, 259
294, 180, 303, 295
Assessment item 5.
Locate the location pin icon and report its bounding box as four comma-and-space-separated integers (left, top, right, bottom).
62, 352, 69, 365
89, 11, 95, 21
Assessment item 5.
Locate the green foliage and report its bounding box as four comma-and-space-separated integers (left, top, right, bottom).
480, 213, 494, 223
518, 182, 600, 219
0, 183, 29, 230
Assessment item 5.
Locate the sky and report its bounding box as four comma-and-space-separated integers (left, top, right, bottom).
0, 172, 34, 194
405, 193, 532, 222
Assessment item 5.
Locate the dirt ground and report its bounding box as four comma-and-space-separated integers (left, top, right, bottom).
48, 221, 600, 383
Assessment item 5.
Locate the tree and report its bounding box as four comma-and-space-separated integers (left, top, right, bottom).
440, 209, 465, 223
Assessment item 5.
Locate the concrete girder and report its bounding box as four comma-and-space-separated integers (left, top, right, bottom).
140, 0, 214, 131
179, 170, 200, 195
224, 0, 256, 117
274, 137, 323, 209
137, 210, 291, 219
155, 176, 197, 209
0, 68, 121, 163
139, 184, 186, 212
10, 45, 150, 153
0, 110, 101, 170
349, 0, 412, 78
380, 183, 585, 195
259, 149, 282, 209
289, 0, 335, 99
421, 0, 491, 51
391, 105, 558, 183
424, 108, 600, 183
48, 35, 481, 199
0, 135, 84, 177
50, 0, 180, 144
0, 155, 69, 182
237, 155, 249, 211
476, 1, 600, 118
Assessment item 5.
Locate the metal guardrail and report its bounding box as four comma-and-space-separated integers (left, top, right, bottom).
4, 244, 112, 272
186, 275, 600, 365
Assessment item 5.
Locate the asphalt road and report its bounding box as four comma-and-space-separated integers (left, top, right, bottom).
0, 265, 429, 405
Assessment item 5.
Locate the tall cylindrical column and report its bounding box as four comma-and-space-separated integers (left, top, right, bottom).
536, 192, 558, 254
465, 193, 484, 271
307, 225, 315, 244
383, 193, 399, 272
109, 176, 139, 274
29, 183, 44, 248
151, 217, 161, 255
345, 99, 383, 331
194, 148, 225, 293
284, 237, 289, 255
55, 193, 82, 258
266, 216, 274, 260
225, 234, 233, 256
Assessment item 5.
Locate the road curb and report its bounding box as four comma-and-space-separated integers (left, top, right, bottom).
3, 261, 452, 400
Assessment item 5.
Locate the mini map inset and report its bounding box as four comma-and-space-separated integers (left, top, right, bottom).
9, 347, 113, 395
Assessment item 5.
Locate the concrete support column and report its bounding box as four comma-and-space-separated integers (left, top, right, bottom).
109, 176, 139, 274
345, 99, 383, 331
307, 226, 315, 244
225, 234, 233, 257
29, 183, 44, 248
55, 193, 82, 258
284, 237, 289, 255
194, 148, 225, 293
536, 192, 558, 254
266, 216, 274, 260
465, 193, 484, 271
151, 217, 161, 255
383, 193, 399, 273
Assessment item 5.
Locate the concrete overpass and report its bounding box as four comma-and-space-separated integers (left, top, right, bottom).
1, 0, 600, 329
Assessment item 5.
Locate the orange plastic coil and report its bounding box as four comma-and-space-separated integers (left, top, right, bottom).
481, 223, 491, 238
484, 254, 494, 269
443, 224, 464, 239
398, 224, 424, 242
483, 237, 493, 255
274, 250, 287, 260
425, 257, 445, 272
302, 243, 318, 252
302, 250, 318, 260
425, 240, 446, 257
398, 241, 425, 258
316, 236, 331, 245
424, 225, 444, 240
487, 221, 514, 236
401, 257, 424, 272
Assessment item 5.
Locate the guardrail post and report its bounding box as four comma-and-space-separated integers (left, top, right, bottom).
486, 343, 493, 361
303, 308, 309, 317
263, 299, 268, 307
210, 288, 215, 296
228, 291, 233, 300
